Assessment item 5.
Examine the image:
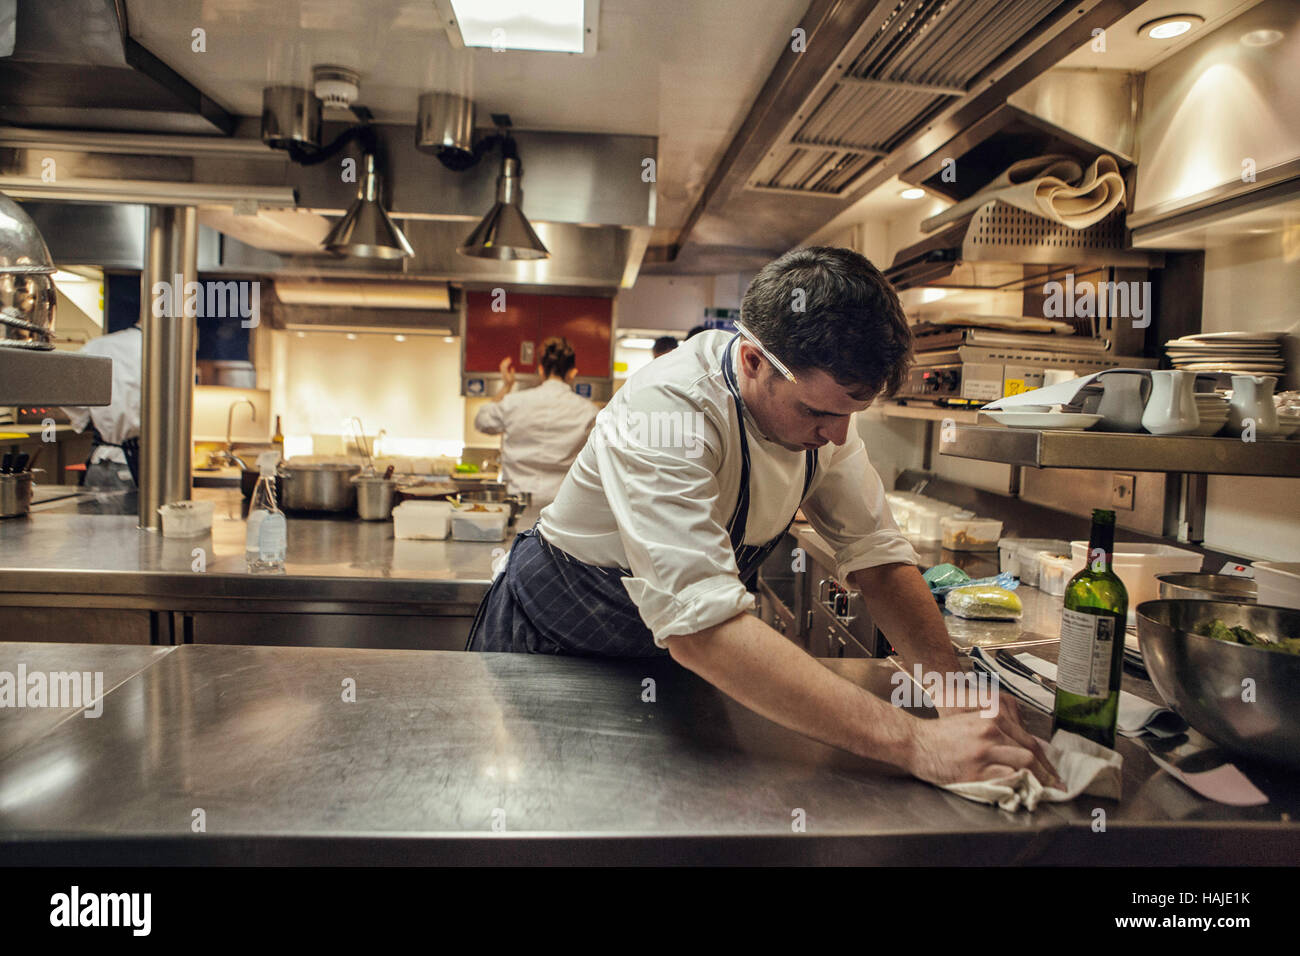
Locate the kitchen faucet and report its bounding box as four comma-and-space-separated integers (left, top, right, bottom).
211, 400, 257, 470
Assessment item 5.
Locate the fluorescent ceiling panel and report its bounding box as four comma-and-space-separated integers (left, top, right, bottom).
447, 0, 590, 54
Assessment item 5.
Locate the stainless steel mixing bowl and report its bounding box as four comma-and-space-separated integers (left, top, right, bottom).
1137, 599, 1300, 769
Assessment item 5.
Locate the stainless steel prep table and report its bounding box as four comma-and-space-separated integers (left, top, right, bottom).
2, 641, 1297, 865
0, 488, 529, 647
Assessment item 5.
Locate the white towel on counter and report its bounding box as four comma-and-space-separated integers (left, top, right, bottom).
943, 729, 1123, 813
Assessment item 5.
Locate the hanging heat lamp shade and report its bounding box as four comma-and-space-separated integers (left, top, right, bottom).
458, 156, 549, 261
323, 152, 414, 260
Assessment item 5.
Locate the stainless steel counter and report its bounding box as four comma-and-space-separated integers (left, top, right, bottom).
795, 523, 1061, 651
0, 487, 520, 608
2, 640, 1297, 865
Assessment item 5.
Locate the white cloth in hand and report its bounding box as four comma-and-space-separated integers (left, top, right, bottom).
942, 729, 1123, 812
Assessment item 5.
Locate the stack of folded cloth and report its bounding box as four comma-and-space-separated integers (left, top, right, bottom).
921, 154, 1126, 234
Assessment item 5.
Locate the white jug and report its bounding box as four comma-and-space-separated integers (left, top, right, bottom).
1141, 370, 1199, 435
1227, 375, 1280, 438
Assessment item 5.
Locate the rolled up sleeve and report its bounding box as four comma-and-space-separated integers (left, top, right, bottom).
801, 426, 920, 581
589, 389, 753, 648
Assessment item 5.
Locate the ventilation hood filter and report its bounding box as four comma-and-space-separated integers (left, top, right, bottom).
323, 153, 414, 260
459, 157, 549, 261
885, 200, 1163, 291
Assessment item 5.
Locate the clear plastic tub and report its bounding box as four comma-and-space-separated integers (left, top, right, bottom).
999, 537, 1071, 586
941, 516, 1003, 551
1251, 561, 1300, 610
1038, 554, 1076, 596
393, 501, 451, 540
450, 504, 509, 542
158, 499, 214, 538
1069, 540, 1202, 621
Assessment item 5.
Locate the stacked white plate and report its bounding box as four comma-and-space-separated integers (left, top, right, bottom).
1165, 331, 1286, 375
1192, 391, 1230, 436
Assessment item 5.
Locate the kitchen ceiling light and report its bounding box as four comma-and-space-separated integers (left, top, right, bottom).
458, 154, 549, 261
323, 152, 414, 260
1241, 28, 1283, 47
1139, 14, 1203, 40
899, 187, 926, 200
447, 0, 590, 54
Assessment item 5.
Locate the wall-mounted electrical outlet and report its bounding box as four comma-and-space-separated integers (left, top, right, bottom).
1111, 473, 1136, 511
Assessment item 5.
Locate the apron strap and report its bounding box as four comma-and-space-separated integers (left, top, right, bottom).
720, 334, 816, 554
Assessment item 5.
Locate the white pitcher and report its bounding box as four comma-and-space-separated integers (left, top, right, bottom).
1141, 370, 1199, 435
1227, 375, 1280, 438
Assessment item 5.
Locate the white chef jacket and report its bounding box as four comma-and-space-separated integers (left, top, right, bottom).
474, 377, 598, 505
536, 330, 920, 648
61, 325, 141, 465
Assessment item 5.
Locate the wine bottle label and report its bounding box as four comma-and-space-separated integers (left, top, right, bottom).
1057, 608, 1117, 698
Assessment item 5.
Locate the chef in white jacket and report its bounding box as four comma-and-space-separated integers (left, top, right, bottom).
468, 247, 1059, 791
473, 337, 598, 507
62, 323, 141, 492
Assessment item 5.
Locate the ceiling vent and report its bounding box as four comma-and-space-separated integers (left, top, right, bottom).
746, 0, 1068, 197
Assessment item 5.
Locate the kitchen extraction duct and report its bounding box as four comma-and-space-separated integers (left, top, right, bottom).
323, 151, 414, 260
459, 153, 549, 261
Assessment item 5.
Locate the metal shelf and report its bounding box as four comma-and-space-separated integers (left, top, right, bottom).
940, 425, 1300, 477
880, 404, 981, 424
0, 349, 112, 406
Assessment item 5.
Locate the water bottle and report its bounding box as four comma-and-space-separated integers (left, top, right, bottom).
245, 466, 286, 571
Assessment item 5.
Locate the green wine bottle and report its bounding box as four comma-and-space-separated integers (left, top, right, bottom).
1052, 509, 1128, 748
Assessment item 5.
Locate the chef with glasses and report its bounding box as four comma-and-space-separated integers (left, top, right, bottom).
468, 247, 1059, 790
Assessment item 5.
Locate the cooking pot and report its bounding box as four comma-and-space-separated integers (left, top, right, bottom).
276, 462, 360, 512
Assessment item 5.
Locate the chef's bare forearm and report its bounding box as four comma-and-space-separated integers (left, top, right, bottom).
667, 613, 916, 766
850, 563, 960, 675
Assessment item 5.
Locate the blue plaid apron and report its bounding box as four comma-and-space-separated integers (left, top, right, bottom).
466, 334, 816, 657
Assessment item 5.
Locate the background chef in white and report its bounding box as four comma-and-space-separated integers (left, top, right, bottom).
470, 247, 1059, 789
473, 336, 598, 507
61, 322, 141, 492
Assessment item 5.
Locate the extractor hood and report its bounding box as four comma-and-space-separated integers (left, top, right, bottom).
886, 68, 1163, 291
885, 200, 1163, 292
0, 0, 234, 134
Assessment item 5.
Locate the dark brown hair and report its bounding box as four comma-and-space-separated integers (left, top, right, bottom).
539, 336, 577, 378
740, 246, 913, 397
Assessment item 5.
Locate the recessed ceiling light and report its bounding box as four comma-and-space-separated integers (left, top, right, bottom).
1139, 14, 1203, 40
899, 187, 926, 200
1241, 28, 1283, 47
447, 0, 590, 54
619, 337, 656, 350
295, 331, 306, 338
346, 333, 358, 341
394, 334, 407, 342
443, 336, 457, 344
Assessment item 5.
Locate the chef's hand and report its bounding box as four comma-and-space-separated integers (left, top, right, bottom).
499, 356, 516, 388
904, 703, 1063, 789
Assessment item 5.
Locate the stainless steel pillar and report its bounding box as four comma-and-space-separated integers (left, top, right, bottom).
139, 206, 198, 530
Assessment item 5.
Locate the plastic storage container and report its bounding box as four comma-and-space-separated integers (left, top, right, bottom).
393, 501, 451, 540
1069, 540, 1202, 621
1038, 554, 1077, 597
941, 516, 1003, 551
998, 538, 1072, 586
158, 499, 214, 538
450, 503, 509, 542
1251, 561, 1300, 610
